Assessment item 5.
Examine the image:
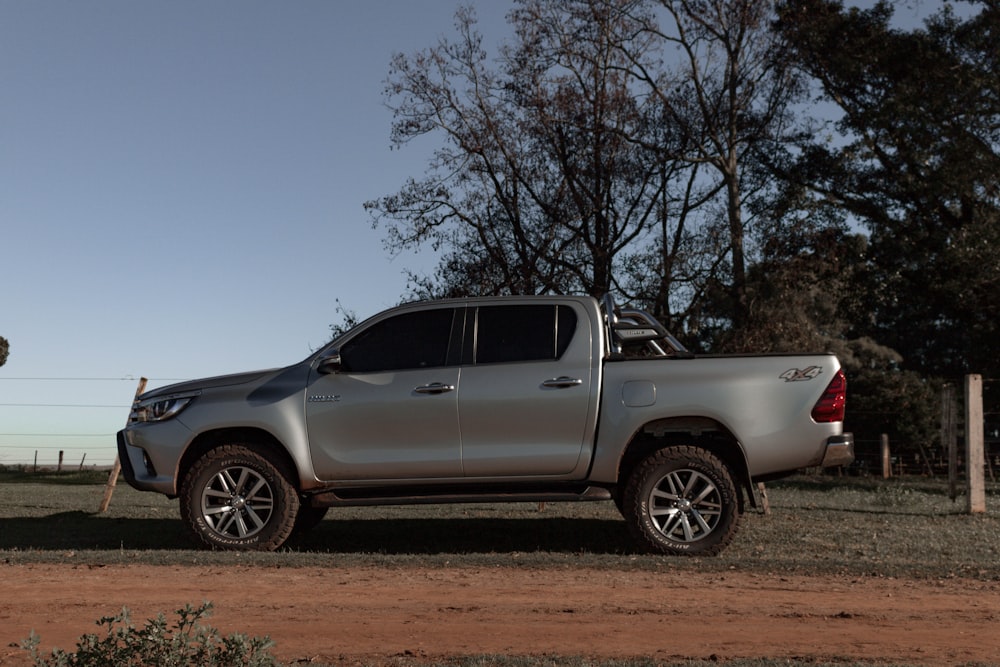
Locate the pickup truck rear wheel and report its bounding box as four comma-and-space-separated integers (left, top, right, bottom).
623, 446, 739, 556
179, 443, 299, 551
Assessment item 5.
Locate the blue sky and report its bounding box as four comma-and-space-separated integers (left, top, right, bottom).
0, 1, 512, 466
0, 0, 953, 468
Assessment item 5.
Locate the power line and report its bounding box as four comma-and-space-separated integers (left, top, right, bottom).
3, 445, 117, 452
0, 403, 127, 408
0, 433, 115, 438
0, 377, 186, 382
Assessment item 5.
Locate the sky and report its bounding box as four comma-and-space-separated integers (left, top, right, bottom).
0, 1, 513, 467
0, 0, 957, 468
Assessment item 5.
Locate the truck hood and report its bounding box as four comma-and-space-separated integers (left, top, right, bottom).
140, 369, 280, 399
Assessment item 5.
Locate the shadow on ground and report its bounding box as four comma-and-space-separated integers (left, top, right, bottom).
0, 512, 634, 554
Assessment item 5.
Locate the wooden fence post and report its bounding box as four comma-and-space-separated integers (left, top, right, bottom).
881, 434, 891, 479
98, 377, 147, 513
756, 482, 771, 516
942, 384, 958, 501
965, 374, 986, 514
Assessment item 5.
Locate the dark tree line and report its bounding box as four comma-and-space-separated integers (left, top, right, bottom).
364, 0, 999, 453
773, 0, 1000, 446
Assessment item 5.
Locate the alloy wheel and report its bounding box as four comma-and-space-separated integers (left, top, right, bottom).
200, 465, 275, 540
646, 468, 723, 543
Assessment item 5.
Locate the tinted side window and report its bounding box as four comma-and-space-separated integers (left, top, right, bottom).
475, 304, 577, 364
341, 308, 456, 373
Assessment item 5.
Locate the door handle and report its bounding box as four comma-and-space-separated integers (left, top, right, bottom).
414, 382, 456, 394
542, 376, 583, 388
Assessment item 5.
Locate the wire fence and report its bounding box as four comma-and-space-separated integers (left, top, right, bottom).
849, 440, 1000, 479
844, 378, 999, 483
0, 376, 182, 468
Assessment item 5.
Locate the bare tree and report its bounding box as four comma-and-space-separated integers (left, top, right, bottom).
367, 0, 802, 352
618, 0, 804, 339
367, 0, 683, 300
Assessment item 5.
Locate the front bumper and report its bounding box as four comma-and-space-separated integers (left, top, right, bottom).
117, 429, 178, 495
821, 433, 855, 467
116, 430, 138, 486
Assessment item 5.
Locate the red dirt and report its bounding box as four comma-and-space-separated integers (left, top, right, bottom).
1, 564, 998, 666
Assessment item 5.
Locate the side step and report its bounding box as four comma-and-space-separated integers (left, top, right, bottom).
306, 484, 613, 508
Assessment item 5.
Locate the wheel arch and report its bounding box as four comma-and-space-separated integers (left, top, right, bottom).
178, 427, 300, 493
617, 417, 755, 511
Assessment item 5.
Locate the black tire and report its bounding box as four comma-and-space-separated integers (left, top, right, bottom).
179, 443, 299, 551
622, 446, 739, 556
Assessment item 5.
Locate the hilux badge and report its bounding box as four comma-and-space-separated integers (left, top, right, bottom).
779, 366, 822, 382
308, 395, 341, 403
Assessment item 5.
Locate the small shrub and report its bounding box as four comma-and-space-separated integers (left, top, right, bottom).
23, 601, 280, 667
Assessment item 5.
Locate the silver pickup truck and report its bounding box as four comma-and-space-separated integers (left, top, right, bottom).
118, 294, 853, 555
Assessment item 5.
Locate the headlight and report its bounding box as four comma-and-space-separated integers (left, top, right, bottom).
130, 392, 199, 423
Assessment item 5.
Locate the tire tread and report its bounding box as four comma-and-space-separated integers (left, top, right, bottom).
179, 442, 299, 551
622, 445, 739, 556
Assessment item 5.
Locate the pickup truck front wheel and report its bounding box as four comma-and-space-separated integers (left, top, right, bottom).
623, 446, 739, 556
179, 443, 299, 551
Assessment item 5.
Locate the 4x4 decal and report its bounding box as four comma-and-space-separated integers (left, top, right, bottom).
780, 366, 822, 382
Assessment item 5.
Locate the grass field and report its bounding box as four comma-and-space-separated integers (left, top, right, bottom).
3, 470, 999, 667
0, 469, 998, 579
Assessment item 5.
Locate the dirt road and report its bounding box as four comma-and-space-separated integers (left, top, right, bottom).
1, 564, 998, 666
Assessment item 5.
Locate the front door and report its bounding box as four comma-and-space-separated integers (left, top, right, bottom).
306, 306, 464, 481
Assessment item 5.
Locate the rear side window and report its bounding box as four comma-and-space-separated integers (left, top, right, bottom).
340, 308, 456, 373
475, 304, 577, 364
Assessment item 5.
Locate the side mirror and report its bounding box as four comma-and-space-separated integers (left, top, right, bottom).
316, 351, 342, 375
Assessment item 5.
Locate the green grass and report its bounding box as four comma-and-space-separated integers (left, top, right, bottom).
0, 471, 998, 580
0, 468, 110, 485
6, 471, 999, 667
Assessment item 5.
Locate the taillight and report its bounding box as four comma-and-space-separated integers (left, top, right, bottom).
812, 368, 847, 423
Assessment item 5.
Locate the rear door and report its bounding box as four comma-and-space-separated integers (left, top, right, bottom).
458, 302, 596, 477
